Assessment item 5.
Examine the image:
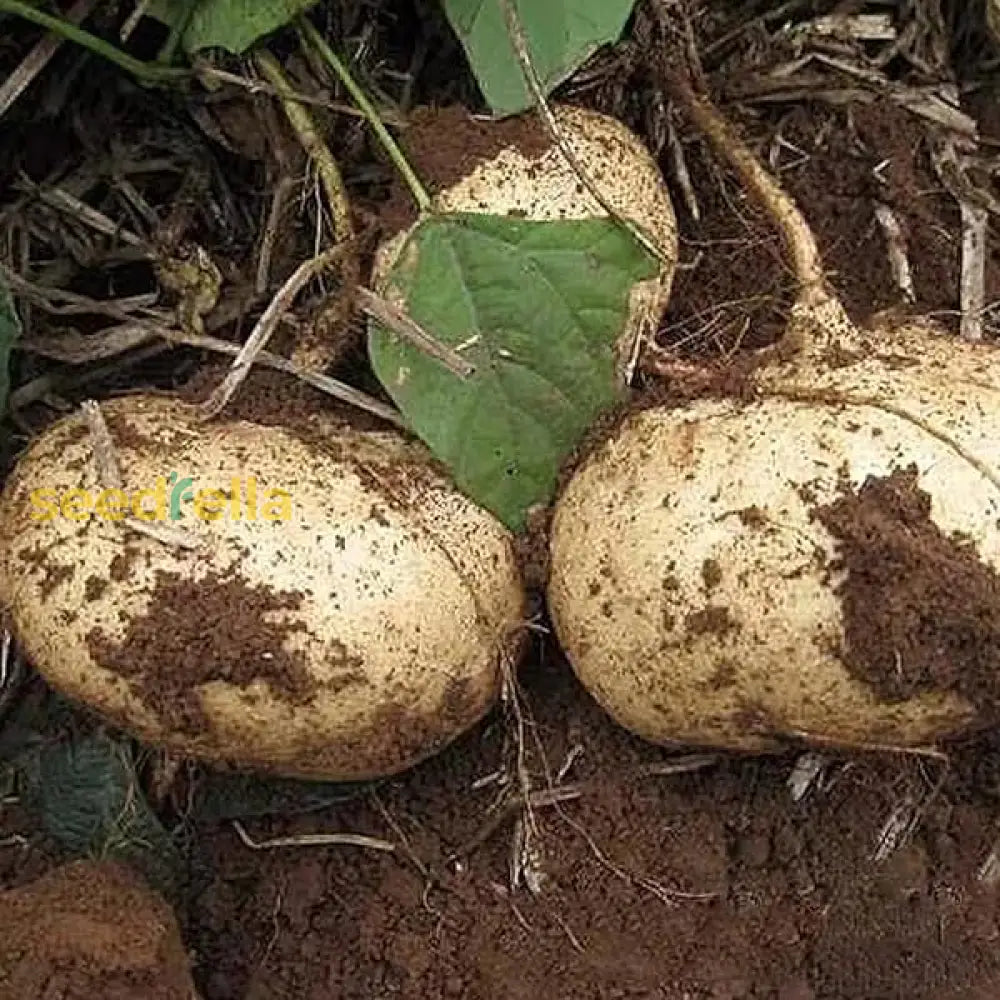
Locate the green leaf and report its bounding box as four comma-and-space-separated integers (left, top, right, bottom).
440, 0, 637, 116
0, 275, 20, 414
17, 734, 182, 896
368, 213, 657, 530
145, 0, 318, 54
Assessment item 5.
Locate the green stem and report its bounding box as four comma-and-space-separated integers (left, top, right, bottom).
255, 50, 354, 244
0, 0, 189, 84
297, 17, 432, 214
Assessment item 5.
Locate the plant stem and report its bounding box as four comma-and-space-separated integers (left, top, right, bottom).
254, 50, 353, 244
297, 17, 432, 214
0, 0, 189, 84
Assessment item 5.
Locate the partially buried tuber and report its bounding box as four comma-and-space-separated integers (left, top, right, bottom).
0, 394, 526, 780
0, 102, 680, 781
549, 85, 1000, 754
372, 103, 678, 381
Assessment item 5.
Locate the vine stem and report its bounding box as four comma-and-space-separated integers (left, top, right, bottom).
297, 17, 432, 214
0, 0, 188, 84
254, 50, 353, 245
157, 0, 195, 64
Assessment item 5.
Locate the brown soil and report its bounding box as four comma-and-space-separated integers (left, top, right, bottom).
179, 640, 1000, 1000
816, 466, 1000, 711
379, 105, 551, 236
177, 365, 393, 436
86, 571, 315, 735
169, 67, 1000, 1000
0, 859, 197, 1000
654, 88, 999, 361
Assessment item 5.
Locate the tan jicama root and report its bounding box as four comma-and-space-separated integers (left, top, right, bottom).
547, 74, 1000, 761
666, 73, 1000, 469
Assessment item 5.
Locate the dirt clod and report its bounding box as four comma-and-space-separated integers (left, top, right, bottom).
815, 465, 1000, 712
685, 604, 739, 638
0, 860, 196, 1000
86, 571, 315, 734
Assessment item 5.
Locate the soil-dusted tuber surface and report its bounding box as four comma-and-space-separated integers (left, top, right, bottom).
199, 84, 1000, 996
86, 571, 315, 736
4, 88, 1000, 1000
0, 859, 197, 1000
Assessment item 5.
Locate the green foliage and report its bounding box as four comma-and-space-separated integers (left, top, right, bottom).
440, 0, 638, 116
368, 212, 657, 530
144, 0, 635, 95
146, 0, 319, 54
17, 734, 182, 895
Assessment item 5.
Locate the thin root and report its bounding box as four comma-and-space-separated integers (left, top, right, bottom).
760, 384, 1000, 496
232, 818, 396, 854
664, 71, 854, 358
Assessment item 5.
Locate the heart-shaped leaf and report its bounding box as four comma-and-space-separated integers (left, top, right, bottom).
440, 0, 638, 116
368, 213, 657, 530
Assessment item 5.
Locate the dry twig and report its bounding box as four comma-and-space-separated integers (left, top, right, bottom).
170, 326, 406, 428
193, 61, 405, 123
256, 176, 297, 295
873, 203, 915, 303
4, 266, 403, 425
80, 400, 203, 549
872, 760, 948, 862
452, 754, 718, 860
357, 286, 475, 379
0, 0, 97, 119
666, 116, 699, 222
959, 200, 988, 342
200, 244, 350, 419
29, 182, 149, 251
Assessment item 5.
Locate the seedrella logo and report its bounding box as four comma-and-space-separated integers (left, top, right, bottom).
29, 472, 293, 523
